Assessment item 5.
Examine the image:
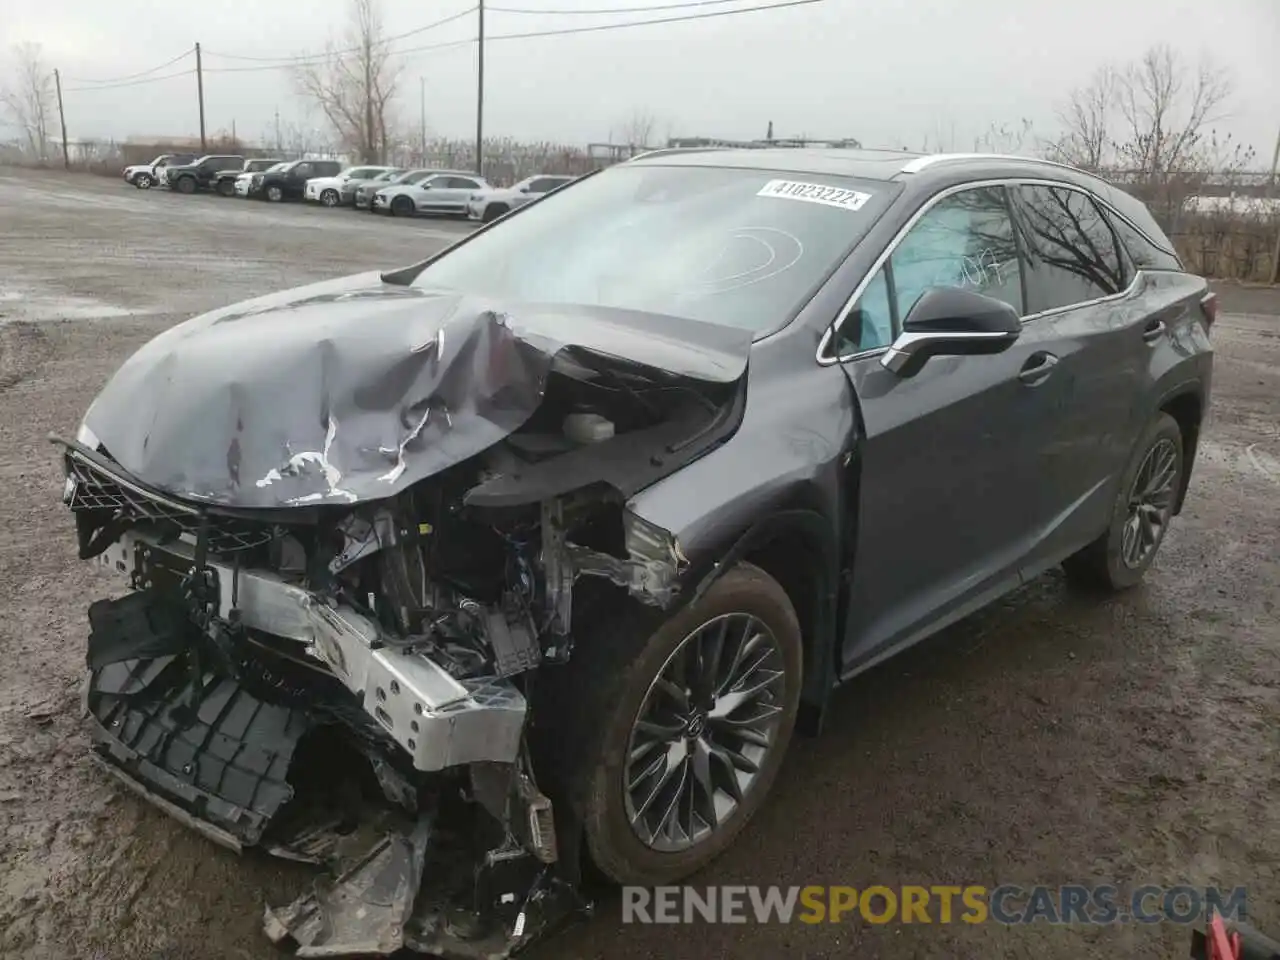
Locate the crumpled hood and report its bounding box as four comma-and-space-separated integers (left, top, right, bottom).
82, 271, 751, 508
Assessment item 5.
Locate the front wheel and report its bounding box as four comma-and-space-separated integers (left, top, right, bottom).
217, 180, 234, 197
135, 174, 154, 189
265, 185, 284, 202
574, 563, 803, 886
174, 176, 195, 194
320, 189, 340, 207
1063, 412, 1184, 591
481, 203, 508, 223
390, 196, 414, 217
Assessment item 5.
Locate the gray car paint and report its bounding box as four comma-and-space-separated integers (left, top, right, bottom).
72, 148, 1213, 722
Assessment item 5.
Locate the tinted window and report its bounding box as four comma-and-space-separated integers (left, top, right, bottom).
446, 177, 480, 189
416, 165, 894, 335
1103, 210, 1182, 271
317, 161, 341, 176
1011, 185, 1128, 313
292, 163, 313, 177
891, 186, 1022, 320
529, 177, 568, 193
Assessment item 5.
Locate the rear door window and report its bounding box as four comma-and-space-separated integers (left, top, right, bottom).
446, 177, 481, 190
1011, 184, 1129, 313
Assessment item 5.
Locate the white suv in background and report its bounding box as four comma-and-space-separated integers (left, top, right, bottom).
304, 165, 400, 207
467, 174, 576, 223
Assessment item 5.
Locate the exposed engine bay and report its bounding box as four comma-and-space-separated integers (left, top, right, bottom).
55, 336, 747, 958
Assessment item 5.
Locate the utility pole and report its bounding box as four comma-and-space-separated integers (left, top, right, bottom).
475, 0, 485, 177
1269, 126, 1280, 285
195, 42, 206, 152
275, 107, 281, 153
53, 68, 69, 169
420, 77, 426, 165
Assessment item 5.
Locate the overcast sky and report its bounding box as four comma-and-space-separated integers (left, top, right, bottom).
5, 0, 1278, 157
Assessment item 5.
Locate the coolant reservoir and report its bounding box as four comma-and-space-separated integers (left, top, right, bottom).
563, 412, 615, 444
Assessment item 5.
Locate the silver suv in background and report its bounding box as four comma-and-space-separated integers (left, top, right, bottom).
468, 174, 576, 222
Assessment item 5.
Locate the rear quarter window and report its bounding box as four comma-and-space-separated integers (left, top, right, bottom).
1103, 211, 1183, 272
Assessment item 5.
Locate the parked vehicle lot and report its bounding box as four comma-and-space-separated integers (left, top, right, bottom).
0, 168, 1278, 960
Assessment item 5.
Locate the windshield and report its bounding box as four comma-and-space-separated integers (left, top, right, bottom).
374, 169, 402, 181
413, 165, 895, 334
264, 162, 289, 173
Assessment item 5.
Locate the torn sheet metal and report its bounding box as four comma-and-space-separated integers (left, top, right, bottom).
80, 271, 751, 509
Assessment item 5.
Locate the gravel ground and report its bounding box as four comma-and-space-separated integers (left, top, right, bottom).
0, 168, 1277, 960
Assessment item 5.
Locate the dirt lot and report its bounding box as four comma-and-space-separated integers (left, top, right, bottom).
0, 168, 1277, 960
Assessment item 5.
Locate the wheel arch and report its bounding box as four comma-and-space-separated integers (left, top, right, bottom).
683, 506, 839, 737
1157, 385, 1204, 515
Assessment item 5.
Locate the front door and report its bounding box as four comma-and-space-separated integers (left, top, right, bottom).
838, 183, 1065, 674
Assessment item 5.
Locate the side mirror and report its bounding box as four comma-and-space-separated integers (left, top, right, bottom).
880, 286, 1021, 377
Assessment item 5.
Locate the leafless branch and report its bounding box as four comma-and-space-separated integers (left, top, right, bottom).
293, 0, 401, 163
1, 43, 56, 161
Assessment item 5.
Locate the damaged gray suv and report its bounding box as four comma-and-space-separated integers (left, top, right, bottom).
54, 148, 1214, 957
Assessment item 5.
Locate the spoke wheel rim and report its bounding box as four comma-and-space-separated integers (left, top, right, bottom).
1121, 437, 1178, 569
623, 612, 786, 854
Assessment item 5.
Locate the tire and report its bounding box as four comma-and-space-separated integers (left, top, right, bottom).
135, 174, 153, 190
1063, 412, 1184, 591
561, 563, 803, 887
217, 180, 234, 197
174, 176, 196, 195
320, 189, 340, 207
390, 196, 414, 217
482, 203, 508, 223
265, 185, 284, 202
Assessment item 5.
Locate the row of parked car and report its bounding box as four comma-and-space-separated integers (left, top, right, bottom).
121, 153, 576, 222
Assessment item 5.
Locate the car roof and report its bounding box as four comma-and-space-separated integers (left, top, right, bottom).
625, 147, 1113, 191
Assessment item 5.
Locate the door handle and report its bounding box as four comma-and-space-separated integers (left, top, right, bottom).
1143, 318, 1167, 343
1018, 351, 1059, 385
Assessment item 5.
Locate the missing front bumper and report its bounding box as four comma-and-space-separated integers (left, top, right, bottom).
82, 589, 587, 958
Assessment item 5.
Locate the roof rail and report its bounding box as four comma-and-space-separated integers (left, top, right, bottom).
627, 146, 731, 161
899, 153, 1085, 175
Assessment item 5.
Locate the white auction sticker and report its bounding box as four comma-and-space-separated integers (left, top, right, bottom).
757, 179, 872, 211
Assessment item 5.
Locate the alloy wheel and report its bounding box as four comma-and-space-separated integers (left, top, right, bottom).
267, 186, 283, 202
1121, 437, 1178, 569
321, 190, 338, 207
136, 175, 152, 189
623, 612, 787, 853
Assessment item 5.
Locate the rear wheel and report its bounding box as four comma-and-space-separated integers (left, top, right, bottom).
390, 195, 414, 217
569, 563, 803, 886
1063, 412, 1184, 591
482, 202, 508, 223
320, 189, 340, 207
174, 176, 196, 194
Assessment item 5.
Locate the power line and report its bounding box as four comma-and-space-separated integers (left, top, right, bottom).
488, 0, 821, 40
64, 47, 195, 85
202, 6, 478, 65
203, 37, 476, 74
204, 0, 818, 73
490, 0, 749, 14
64, 69, 196, 93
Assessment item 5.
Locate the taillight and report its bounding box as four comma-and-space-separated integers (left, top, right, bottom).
1200, 291, 1218, 331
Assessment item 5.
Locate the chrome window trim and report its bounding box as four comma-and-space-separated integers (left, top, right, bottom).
817, 177, 1152, 366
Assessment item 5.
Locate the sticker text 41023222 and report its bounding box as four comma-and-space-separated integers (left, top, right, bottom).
757, 179, 873, 212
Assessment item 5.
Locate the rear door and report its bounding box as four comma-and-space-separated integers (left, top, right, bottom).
1006, 182, 1142, 570
286, 162, 314, 197
441, 176, 484, 213
839, 183, 1066, 672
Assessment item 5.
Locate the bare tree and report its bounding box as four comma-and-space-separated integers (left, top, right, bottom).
1047, 45, 1252, 227
973, 118, 1035, 154
295, 0, 400, 163
1047, 64, 1118, 170
1, 43, 55, 161
615, 108, 657, 152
